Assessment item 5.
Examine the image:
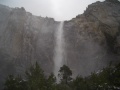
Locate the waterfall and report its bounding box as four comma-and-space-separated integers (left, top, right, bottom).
53, 21, 65, 81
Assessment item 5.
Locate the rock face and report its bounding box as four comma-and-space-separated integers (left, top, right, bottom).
0, 4, 59, 88
64, 0, 120, 76
0, 0, 120, 89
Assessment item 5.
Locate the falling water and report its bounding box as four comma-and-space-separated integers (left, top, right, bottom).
53, 21, 65, 81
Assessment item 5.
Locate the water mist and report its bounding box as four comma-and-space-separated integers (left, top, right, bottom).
53, 21, 65, 82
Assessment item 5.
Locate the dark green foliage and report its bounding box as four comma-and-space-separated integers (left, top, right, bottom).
4, 62, 57, 90
25, 62, 46, 90
56, 84, 72, 90
4, 62, 120, 90
4, 75, 27, 90
72, 63, 120, 90
58, 65, 72, 84
46, 73, 56, 90
73, 76, 88, 90
110, 63, 120, 87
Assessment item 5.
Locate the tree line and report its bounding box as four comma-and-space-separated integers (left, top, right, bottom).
3, 62, 120, 90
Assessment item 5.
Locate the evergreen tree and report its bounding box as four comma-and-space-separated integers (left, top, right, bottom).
73, 76, 88, 90
4, 75, 26, 90
110, 63, 120, 87
4, 61, 120, 90
58, 65, 72, 84
46, 73, 56, 90
25, 62, 46, 90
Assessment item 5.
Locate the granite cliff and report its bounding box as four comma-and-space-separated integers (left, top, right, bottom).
0, 0, 120, 89
64, 0, 120, 76
0, 4, 59, 88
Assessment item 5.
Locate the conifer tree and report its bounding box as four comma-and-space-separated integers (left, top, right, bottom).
58, 65, 72, 84
25, 62, 46, 90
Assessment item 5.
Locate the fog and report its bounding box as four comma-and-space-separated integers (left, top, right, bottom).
0, 0, 104, 21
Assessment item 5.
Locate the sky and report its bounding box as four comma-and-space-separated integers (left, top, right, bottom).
0, 0, 104, 21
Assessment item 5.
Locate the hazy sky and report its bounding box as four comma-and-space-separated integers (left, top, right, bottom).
0, 0, 104, 21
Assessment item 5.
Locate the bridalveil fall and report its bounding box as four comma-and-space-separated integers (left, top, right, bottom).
53, 22, 66, 81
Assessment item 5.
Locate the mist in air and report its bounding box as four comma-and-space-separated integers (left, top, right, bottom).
0, 0, 120, 89
0, 0, 104, 21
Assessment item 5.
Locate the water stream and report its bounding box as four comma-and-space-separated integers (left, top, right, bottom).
53, 21, 65, 81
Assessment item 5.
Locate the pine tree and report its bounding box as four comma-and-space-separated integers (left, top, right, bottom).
4, 75, 26, 90
73, 76, 88, 90
25, 62, 46, 90
46, 73, 56, 90
58, 65, 72, 84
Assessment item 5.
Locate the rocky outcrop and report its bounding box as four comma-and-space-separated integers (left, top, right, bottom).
0, 4, 59, 88
64, 0, 120, 76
